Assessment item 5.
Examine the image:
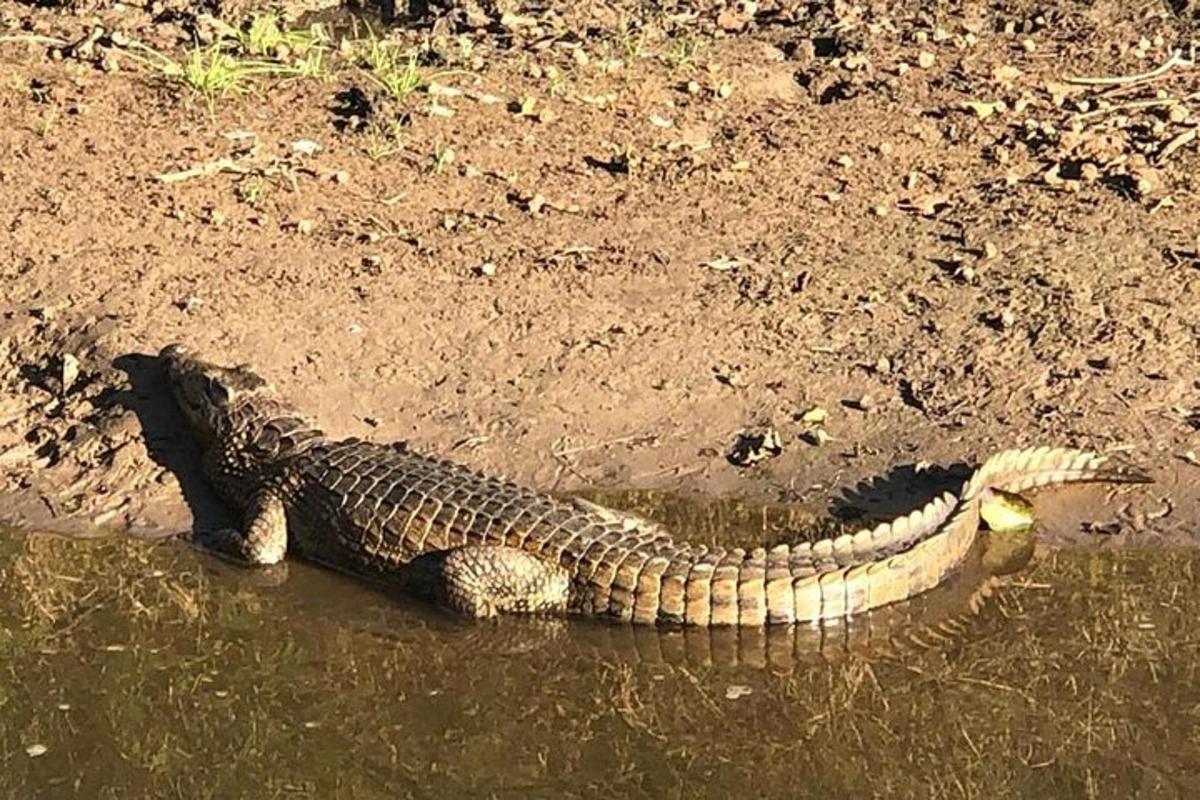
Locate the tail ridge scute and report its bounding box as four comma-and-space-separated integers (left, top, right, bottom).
787, 444, 1150, 625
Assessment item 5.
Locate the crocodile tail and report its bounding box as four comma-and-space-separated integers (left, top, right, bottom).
765, 446, 1150, 625
629, 447, 1148, 627
963, 445, 1152, 500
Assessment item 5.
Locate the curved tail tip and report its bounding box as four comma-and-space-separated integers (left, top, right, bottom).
1123, 468, 1155, 484
1102, 458, 1154, 485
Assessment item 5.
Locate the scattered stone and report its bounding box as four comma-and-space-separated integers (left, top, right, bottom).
962, 100, 1004, 119
727, 429, 782, 467
800, 428, 833, 447
703, 256, 747, 271
1082, 519, 1121, 535
59, 353, 80, 397
798, 405, 827, 424
175, 296, 203, 314
983, 308, 1017, 330
291, 139, 321, 156
713, 364, 746, 388
844, 394, 874, 412
716, 9, 748, 32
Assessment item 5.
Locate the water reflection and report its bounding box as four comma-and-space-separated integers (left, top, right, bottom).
1, 497, 1198, 797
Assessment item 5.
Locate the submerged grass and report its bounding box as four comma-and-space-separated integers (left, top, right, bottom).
1, 530, 1197, 798
6, 528, 1200, 794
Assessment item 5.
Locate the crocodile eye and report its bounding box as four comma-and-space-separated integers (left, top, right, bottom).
205, 379, 232, 407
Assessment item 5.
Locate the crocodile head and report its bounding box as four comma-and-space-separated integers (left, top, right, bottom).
160, 344, 274, 446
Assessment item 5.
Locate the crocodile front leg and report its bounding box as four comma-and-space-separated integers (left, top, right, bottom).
406, 545, 571, 618
193, 491, 288, 566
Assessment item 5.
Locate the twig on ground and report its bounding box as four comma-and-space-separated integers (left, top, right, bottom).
0, 35, 69, 47
552, 433, 650, 458
1158, 127, 1197, 162
1074, 91, 1200, 121
1064, 49, 1192, 87
156, 157, 252, 183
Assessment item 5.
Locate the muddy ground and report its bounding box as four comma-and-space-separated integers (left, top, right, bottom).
0, 0, 1197, 545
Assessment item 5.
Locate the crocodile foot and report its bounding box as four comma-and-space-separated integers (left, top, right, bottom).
404, 545, 571, 619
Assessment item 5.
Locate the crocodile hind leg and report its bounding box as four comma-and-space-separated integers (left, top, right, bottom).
192, 491, 288, 566
406, 545, 571, 618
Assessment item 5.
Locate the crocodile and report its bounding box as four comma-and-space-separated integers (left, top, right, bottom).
160, 344, 1151, 625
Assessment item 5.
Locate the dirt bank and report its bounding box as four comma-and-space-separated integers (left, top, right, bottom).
0, 0, 1196, 544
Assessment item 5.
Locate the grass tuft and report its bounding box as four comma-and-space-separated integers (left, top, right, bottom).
362, 40, 427, 101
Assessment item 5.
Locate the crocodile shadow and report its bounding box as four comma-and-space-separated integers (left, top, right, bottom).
826, 461, 973, 527
101, 351, 235, 534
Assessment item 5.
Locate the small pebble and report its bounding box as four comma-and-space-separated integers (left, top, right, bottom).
846, 394, 874, 412
291, 139, 321, 156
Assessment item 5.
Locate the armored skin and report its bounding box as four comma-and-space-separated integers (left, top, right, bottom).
161, 344, 1150, 624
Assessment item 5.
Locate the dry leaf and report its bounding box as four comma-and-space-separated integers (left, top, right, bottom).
962, 100, 1001, 119
703, 256, 747, 271
980, 487, 1035, 532
799, 405, 828, 424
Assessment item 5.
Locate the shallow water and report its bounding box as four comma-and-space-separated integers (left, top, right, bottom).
1, 495, 1198, 799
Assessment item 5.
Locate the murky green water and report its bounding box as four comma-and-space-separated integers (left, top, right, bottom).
2, 496, 1198, 799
